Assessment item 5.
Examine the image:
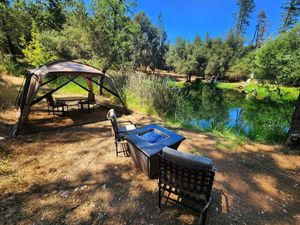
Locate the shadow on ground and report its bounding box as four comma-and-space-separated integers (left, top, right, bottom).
0, 111, 299, 225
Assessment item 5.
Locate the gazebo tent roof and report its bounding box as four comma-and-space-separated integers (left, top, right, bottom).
13, 60, 127, 135
28, 60, 105, 77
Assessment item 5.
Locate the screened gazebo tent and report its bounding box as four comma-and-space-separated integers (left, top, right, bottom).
13, 60, 128, 135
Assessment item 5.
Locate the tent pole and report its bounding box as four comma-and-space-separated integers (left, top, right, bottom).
85, 77, 119, 97
15, 76, 26, 106
19, 72, 32, 112
109, 76, 129, 114
12, 72, 32, 136
41, 76, 60, 87
99, 76, 104, 95
85, 77, 129, 114
68, 78, 90, 92
30, 76, 78, 106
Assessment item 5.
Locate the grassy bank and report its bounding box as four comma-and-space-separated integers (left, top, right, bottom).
216, 82, 299, 102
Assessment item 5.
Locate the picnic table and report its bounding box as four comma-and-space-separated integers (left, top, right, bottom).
55, 96, 88, 103
55, 96, 89, 111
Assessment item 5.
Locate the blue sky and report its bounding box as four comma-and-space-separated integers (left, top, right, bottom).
86, 0, 285, 43
135, 0, 285, 43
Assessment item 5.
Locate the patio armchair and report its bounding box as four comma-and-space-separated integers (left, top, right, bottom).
46, 95, 68, 115
78, 92, 95, 111
106, 108, 136, 156
158, 147, 216, 225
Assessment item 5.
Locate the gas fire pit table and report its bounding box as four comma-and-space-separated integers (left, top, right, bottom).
125, 124, 185, 178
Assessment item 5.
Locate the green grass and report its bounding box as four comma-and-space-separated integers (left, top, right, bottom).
54, 83, 87, 95
216, 82, 238, 90
213, 129, 247, 149
124, 92, 158, 115
216, 82, 300, 101
168, 80, 185, 88
164, 118, 247, 148
48, 77, 90, 96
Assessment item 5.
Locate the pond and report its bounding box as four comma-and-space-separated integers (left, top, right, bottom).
167, 84, 295, 144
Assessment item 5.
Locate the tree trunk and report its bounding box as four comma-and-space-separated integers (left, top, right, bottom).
99, 67, 108, 95
99, 75, 104, 95
286, 93, 300, 146
186, 74, 192, 83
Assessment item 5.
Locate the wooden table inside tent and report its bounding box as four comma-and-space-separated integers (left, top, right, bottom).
55, 96, 88, 102
55, 96, 89, 110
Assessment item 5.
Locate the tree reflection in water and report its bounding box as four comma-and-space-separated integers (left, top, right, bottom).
167, 84, 294, 143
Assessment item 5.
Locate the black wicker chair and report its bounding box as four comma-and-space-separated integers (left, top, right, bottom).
158, 147, 216, 225
46, 95, 68, 115
106, 109, 136, 156
78, 92, 95, 111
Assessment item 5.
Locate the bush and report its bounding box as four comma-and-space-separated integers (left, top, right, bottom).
0, 54, 25, 76
226, 51, 254, 81
21, 22, 58, 67
254, 24, 300, 86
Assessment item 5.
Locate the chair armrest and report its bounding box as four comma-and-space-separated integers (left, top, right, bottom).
118, 120, 135, 125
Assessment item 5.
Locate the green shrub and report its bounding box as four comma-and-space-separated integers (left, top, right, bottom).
254, 24, 300, 86
0, 55, 25, 76
226, 51, 254, 81
21, 22, 58, 67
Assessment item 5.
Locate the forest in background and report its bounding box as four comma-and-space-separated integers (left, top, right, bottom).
0, 0, 299, 86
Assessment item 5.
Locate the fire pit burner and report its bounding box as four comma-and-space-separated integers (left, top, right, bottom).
138, 129, 168, 144
125, 124, 185, 178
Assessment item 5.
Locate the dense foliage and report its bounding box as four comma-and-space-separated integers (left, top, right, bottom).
0, 0, 299, 87
254, 24, 300, 86
166, 24, 300, 86
0, 0, 167, 74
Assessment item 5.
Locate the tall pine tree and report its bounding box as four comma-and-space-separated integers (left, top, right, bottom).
252, 10, 268, 48
235, 0, 255, 36
280, 0, 300, 32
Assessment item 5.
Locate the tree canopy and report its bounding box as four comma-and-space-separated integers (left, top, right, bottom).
0, 0, 299, 87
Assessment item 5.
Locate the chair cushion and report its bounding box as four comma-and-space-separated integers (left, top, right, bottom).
118, 124, 136, 133
162, 147, 213, 170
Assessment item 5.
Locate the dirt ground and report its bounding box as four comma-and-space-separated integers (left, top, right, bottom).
0, 75, 300, 225
0, 105, 299, 225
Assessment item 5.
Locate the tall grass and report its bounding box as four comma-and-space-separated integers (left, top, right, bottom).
0, 78, 20, 110
112, 73, 180, 115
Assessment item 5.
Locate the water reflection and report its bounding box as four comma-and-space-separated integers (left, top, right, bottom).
169, 84, 294, 143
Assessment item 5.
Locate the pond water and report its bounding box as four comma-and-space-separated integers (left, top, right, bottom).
167, 85, 295, 143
